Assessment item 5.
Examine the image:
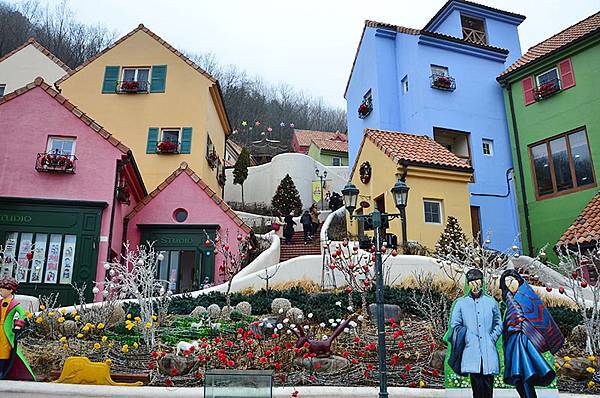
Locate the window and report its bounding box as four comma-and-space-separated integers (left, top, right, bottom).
433, 127, 471, 165
173, 208, 188, 223
536, 67, 560, 88
47, 137, 76, 155
401, 75, 409, 94
161, 128, 179, 143
461, 14, 487, 45
0, 84, 5, 96
206, 134, 214, 159
332, 157, 341, 166
430, 65, 448, 77
424, 200, 442, 224
122, 67, 150, 83
530, 128, 595, 199
482, 139, 493, 156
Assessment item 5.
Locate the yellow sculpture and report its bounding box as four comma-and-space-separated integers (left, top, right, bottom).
53, 356, 143, 386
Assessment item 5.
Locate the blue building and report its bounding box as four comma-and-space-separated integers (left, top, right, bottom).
345, 0, 525, 251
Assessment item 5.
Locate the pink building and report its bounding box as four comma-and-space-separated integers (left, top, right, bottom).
0, 78, 146, 304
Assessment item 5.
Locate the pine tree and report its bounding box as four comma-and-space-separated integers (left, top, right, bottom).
272, 174, 302, 216
435, 216, 468, 258
233, 146, 251, 209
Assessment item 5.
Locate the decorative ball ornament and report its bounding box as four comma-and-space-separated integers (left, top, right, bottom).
581, 281, 588, 288
157, 253, 165, 261
359, 161, 372, 184
559, 287, 565, 294
546, 286, 552, 292
237, 234, 243, 241
511, 245, 519, 252
159, 287, 165, 295
109, 269, 116, 277
92, 287, 100, 294
103, 262, 111, 270
485, 239, 491, 245
205, 240, 211, 248
102, 290, 109, 297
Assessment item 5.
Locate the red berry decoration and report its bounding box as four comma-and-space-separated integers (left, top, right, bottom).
237, 234, 243, 241
224, 245, 230, 251
559, 287, 565, 294
204, 239, 211, 247
26, 251, 33, 261
391, 249, 398, 257
572, 271, 578, 279
546, 287, 552, 292
581, 281, 588, 288
346, 286, 352, 293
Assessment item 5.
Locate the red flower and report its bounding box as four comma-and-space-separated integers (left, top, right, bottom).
409, 381, 416, 388
226, 341, 233, 347
170, 368, 179, 376
429, 343, 436, 351
265, 350, 272, 357
367, 364, 374, 370
397, 341, 405, 349
26, 251, 33, 261
196, 372, 203, 379
315, 363, 321, 369
353, 337, 361, 343
214, 337, 221, 343
401, 372, 407, 379
404, 364, 412, 371
351, 358, 359, 365
279, 374, 286, 382
432, 369, 440, 377
147, 362, 155, 369
292, 391, 299, 397
364, 370, 369, 378
342, 351, 349, 358
247, 352, 254, 359
151, 351, 159, 359
274, 362, 282, 370
227, 360, 235, 367
303, 342, 311, 349
285, 342, 293, 350
260, 357, 267, 364
165, 378, 173, 387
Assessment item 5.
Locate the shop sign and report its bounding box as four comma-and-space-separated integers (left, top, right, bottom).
159, 236, 194, 246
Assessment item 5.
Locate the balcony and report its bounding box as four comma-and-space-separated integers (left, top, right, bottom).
156, 140, 179, 154
36, 151, 76, 173
430, 74, 456, 92
534, 78, 561, 101
116, 80, 149, 94
462, 27, 487, 46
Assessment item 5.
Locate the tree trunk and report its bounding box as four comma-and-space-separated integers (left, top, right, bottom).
241, 183, 245, 211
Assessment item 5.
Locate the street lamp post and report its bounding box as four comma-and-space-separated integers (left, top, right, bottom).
315, 168, 328, 210
341, 177, 409, 398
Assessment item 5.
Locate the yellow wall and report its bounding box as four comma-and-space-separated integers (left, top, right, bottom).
349, 138, 473, 250
59, 30, 227, 193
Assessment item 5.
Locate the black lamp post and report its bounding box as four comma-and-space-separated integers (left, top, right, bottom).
341, 176, 409, 398
315, 168, 328, 210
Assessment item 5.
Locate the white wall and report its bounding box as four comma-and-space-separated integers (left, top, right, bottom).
225, 152, 349, 210
0, 44, 67, 92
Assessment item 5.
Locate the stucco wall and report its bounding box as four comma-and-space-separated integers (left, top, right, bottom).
307, 143, 348, 167
504, 41, 600, 258
0, 87, 130, 287
126, 171, 248, 282
0, 44, 67, 92
58, 29, 226, 193
224, 153, 349, 210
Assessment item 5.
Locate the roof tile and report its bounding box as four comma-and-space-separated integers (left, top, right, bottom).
294, 129, 347, 148
311, 138, 348, 153
557, 192, 600, 247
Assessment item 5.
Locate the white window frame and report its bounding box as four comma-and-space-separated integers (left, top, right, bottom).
430, 65, 449, 77
401, 75, 409, 94
121, 67, 150, 82
332, 157, 341, 166
47, 136, 76, 156
423, 200, 443, 225
482, 139, 494, 156
0, 84, 5, 96
160, 128, 180, 143
535, 67, 560, 88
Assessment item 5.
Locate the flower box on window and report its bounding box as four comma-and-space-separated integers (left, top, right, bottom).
116, 185, 131, 205
207, 149, 219, 169
116, 80, 149, 94
358, 98, 372, 119
156, 140, 179, 154
430, 74, 456, 91
36, 151, 77, 173
534, 79, 561, 101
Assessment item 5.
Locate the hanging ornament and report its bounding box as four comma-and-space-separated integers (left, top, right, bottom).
241, 121, 248, 126
255, 120, 261, 126
279, 122, 285, 127
267, 127, 273, 132
290, 123, 295, 128
232, 129, 238, 134
249, 127, 253, 131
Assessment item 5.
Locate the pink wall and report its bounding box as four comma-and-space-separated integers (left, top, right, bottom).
0, 87, 134, 291
126, 171, 249, 283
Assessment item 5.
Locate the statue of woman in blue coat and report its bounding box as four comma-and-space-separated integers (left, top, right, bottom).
500, 269, 564, 398
448, 268, 503, 398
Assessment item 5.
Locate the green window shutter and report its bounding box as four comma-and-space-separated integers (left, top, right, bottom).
150, 65, 167, 93
180, 127, 192, 154
101, 66, 120, 94
146, 128, 159, 154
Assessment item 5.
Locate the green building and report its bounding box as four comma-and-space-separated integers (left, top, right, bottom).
497, 12, 600, 259
307, 139, 348, 167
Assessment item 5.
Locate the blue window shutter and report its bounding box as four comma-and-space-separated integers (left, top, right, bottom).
146, 128, 159, 154
102, 66, 120, 94
180, 127, 192, 154
150, 65, 167, 93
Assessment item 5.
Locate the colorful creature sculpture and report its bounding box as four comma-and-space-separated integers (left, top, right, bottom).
446, 268, 502, 398
500, 269, 564, 398
291, 315, 356, 357
54, 356, 143, 386
0, 276, 35, 381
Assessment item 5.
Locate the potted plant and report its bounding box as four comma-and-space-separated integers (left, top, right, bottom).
157, 141, 178, 154
433, 75, 452, 90
534, 81, 559, 100
121, 80, 140, 93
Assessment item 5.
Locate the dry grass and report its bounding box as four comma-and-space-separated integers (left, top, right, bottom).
270, 279, 321, 293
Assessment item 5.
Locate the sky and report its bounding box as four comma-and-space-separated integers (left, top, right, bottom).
27, 0, 600, 108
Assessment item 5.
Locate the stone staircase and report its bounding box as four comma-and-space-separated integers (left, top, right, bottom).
280, 227, 322, 262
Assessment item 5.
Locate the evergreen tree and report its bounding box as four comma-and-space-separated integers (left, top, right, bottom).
435, 216, 468, 258
233, 146, 251, 209
272, 174, 302, 216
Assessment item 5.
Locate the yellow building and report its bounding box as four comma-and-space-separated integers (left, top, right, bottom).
349, 128, 473, 249
58, 24, 230, 193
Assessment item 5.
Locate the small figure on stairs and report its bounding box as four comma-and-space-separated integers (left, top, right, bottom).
300, 210, 312, 244
283, 212, 296, 245
310, 203, 320, 240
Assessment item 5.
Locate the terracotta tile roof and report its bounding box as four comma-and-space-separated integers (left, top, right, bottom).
55, 24, 216, 85
311, 138, 348, 153
126, 162, 252, 233
0, 38, 71, 73
294, 129, 347, 148
0, 77, 130, 155
499, 12, 600, 80
423, 1, 525, 31
352, 128, 473, 175
557, 191, 600, 247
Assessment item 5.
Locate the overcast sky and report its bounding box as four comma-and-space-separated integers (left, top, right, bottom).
33, 0, 600, 108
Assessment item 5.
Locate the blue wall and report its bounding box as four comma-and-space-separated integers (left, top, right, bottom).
346, 3, 525, 251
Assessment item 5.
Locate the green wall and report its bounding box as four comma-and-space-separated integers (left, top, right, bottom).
307, 143, 348, 166
502, 36, 600, 259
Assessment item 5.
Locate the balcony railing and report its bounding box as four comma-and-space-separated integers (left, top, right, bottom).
156, 140, 179, 154
36, 151, 77, 173
462, 27, 487, 45
430, 74, 456, 92
116, 80, 149, 94
533, 78, 561, 101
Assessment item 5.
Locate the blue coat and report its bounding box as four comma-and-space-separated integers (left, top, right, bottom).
450, 294, 502, 375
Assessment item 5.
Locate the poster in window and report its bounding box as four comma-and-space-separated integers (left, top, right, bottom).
2, 232, 18, 278
60, 235, 76, 284
16, 233, 33, 282
44, 234, 62, 284
30, 233, 48, 283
